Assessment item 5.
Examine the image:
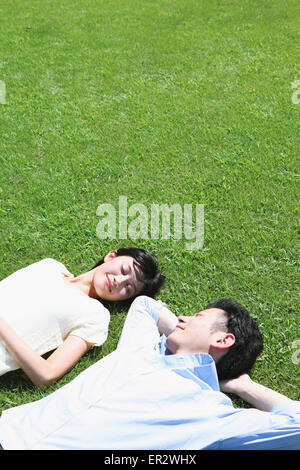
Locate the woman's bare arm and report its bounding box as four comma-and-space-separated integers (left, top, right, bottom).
0, 318, 92, 387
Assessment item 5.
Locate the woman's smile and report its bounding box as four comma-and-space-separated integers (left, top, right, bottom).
90, 255, 146, 301
106, 274, 113, 293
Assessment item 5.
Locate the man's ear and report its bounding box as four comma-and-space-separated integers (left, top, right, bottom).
212, 332, 235, 350
103, 250, 117, 263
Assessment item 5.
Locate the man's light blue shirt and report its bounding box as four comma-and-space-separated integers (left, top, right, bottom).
0, 296, 299, 450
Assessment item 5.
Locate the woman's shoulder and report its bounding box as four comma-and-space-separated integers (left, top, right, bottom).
22, 258, 62, 269
18, 258, 73, 280
86, 297, 110, 318
37, 258, 70, 272
0, 258, 68, 288
39, 258, 63, 266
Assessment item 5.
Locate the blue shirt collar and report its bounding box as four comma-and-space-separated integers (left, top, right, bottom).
155, 335, 220, 391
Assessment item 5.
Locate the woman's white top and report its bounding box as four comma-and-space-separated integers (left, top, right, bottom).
0, 258, 110, 376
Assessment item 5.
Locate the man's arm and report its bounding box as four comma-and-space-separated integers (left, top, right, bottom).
201, 374, 300, 450
157, 306, 178, 337
117, 296, 176, 351
220, 374, 292, 411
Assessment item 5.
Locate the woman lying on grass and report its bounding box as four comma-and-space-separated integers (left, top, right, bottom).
0, 247, 164, 387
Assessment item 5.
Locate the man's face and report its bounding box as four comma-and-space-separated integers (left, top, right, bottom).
166, 308, 227, 355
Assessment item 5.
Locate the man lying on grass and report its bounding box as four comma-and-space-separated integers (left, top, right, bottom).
0, 296, 299, 450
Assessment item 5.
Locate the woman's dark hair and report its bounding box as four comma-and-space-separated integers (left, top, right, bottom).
91, 247, 165, 307
206, 298, 263, 381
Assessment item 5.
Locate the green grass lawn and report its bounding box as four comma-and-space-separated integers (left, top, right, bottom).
0, 0, 299, 412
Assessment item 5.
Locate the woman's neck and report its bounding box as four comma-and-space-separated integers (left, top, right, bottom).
62, 270, 97, 298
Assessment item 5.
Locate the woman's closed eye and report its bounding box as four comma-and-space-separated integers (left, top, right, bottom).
126, 282, 136, 296
121, 265, 129, 276
122, 264, 139, 296
126, 284, 132, 295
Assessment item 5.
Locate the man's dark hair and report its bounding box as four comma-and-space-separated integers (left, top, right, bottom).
206, 298, 263, 381
92, 247, 165, 307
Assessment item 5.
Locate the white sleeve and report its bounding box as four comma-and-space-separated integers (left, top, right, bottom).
117, 296, 165, 352
69, 308, 110, 346
204, 400, 300, 450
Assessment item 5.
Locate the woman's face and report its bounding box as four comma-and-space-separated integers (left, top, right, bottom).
91, 251, 145, 301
